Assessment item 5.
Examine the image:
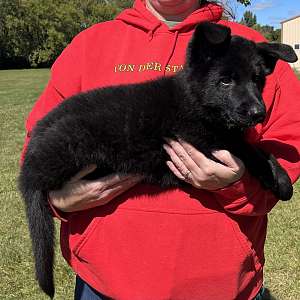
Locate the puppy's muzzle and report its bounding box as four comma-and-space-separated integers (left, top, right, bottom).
248, 105, 266, 124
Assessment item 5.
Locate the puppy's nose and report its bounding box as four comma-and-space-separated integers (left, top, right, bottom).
248, 106, 266, 124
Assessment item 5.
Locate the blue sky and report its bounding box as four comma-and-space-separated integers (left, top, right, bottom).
233, 0, 300, 28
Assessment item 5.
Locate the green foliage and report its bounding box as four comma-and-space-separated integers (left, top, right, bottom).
240, 10, 257, 27
240, 10, 281, 42
113, 0, 134, 9
0, 0, 133, 68
252, 24, 281, 42
0, 0, 255, 68
237, 0, 251, 5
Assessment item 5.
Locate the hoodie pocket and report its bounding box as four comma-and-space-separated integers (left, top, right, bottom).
69, 208, 264, 300
72, 216, 104, 258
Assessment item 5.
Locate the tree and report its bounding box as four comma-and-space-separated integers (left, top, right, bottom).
113, 0, 134, 9
252, 24, 281, 42
0, 0, 29, 68
0, 0, 133, 68
237, 0, 251, 5
240, 12, 281, 43
0, 0, 251, 68
240, 10, 257, 27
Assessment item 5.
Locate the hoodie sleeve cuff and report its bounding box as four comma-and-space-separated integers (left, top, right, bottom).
47, 194, 68, 223
212, 169, 279, 216
213, 170, 256, 201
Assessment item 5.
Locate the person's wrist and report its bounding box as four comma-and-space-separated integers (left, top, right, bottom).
48, 189, 68, 211
47, 192, 69, 222
212, 169, 250, 193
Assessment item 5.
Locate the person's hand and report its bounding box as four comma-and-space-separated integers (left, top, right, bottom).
163, 139, 245, 190
49, 165, 142, 212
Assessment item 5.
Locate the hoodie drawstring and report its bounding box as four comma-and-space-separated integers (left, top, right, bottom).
148, 23, 161, 41
163, 31, 179, 76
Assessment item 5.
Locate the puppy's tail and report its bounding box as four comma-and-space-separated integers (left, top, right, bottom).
23, 188, 55, 298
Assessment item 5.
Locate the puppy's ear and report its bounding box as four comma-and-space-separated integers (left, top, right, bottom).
187, 22, 231, 65
195, 21, 231, 45
257, 42, 298, 75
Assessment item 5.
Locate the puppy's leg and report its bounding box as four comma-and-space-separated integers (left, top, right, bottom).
231, 144, 293, 201
265, 153, 293, 201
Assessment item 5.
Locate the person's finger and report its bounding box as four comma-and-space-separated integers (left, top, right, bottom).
70, 164, 97, 182
212, 150, 244, 172
100, 177, 140, 201
177, 138, 212, 168
91, 173, 142, 189
166, 161, 186, 180
164, 139, 200, 170
163, 143, 192, 177
64, 182, 130, 212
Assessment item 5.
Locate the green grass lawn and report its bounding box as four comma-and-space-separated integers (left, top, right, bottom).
0, 69, 74, 300
0, 69, 299, 299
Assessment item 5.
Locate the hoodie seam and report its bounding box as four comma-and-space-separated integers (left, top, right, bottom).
114, 207, 220, 215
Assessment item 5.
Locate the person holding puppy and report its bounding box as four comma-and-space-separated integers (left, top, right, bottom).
21, 0, 300, 299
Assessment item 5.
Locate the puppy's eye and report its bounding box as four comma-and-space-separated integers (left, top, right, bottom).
220, 77, 233, 86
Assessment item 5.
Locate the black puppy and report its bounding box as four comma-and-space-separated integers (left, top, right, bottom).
19, 22, 297, 298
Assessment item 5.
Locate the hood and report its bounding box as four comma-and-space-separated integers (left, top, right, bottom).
116, 0, 223, 34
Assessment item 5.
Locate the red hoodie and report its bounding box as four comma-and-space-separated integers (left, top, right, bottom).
22, 1, 300, 299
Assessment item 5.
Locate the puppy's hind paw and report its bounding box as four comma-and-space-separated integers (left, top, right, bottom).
274, 172, 293, 201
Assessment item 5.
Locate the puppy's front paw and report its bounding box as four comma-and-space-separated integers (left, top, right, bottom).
269, 155, 293, 201
273, 166, 293, 201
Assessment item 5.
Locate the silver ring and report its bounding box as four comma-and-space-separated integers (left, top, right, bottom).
184, 171, 192, 180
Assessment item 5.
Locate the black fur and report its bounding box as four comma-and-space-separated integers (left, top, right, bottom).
19, 22, 297, 297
